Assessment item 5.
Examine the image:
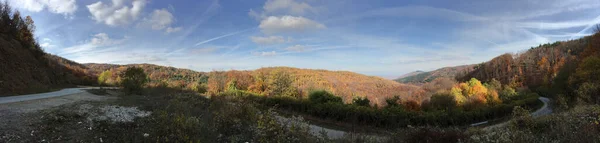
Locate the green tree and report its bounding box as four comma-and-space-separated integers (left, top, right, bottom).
499, 86, 517, 101
98, 70, 112, 85
571, 56, 600, 86
267, 70, 298, 97
120, 67, 148, 94
486, 78, 502, 91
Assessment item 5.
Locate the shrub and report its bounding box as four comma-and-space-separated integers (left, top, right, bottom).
120, 67, 148, 94
190, 82, 208, 94
576, 82, 600, 104
511, 106, 533, 129
308, 90, 342, 104
352, 96, 370, 107
385, 96, 400, 107
429, 92, 457, 110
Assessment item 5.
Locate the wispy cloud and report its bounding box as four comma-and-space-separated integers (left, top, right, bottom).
165, 27, 255, 56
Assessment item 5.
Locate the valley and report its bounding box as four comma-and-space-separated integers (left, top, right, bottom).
1, 0, 600, 142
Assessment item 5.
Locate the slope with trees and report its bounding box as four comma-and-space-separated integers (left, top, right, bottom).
0, 2, 95, 96
396, 65, 475, 84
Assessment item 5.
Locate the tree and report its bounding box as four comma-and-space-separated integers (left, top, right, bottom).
499, 86, 517, 101
309, 90, 342, 104
570, 56, 600, 86
98, 70, 112, 85
120, 67, 148, 94
266, 70, 298, 97
207, 71, 227, 95
486, 78, 502, 91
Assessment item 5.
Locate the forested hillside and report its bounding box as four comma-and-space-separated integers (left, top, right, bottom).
395, 65, 475, 84
458, 27, 600, 107
245, 67, 422, 105
85, 63, 208, 89
0, 3, 95, 96
90, 65, 423, 106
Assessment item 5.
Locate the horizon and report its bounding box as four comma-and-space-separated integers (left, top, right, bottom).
9, 0, 600, 78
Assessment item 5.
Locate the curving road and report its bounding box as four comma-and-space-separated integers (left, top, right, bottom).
531, 97, 552, 117
480, 97, 552, 130
0, 87, 118, 104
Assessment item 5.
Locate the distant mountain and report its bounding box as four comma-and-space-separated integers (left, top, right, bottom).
396, 70, 426, 79
395, 65, 475, 84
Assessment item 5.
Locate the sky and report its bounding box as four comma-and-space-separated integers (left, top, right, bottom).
8, 0, 600, 79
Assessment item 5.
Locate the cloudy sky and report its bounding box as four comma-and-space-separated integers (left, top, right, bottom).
9, 0, 600, 78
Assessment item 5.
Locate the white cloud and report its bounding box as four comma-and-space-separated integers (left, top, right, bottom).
138, 9, 173, 30
138, 9, 183, 33
259, 15, 325, 34
263, 0, 314, 15
517, 18, 600, 30
12, 0, 78, 16
249, 0, 316, 20
285, 45, 305, 52
60, 33, 126, 55
250, 36, 287, 45
253, 51, 277, 56
166, 27, 183, 33
87, 0, 146, 26
90, 33, 125, 46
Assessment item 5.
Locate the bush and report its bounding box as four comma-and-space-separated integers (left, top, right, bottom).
511, 106, 533, 129
308, 90, 342, 104
352, 96, 370, 107
190, 82, 208, 94
576, 82, 600, 104
429, 92, 457, 110
120, 67, 148, 94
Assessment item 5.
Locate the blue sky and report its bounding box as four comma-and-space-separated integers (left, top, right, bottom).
9, 0, 600, 78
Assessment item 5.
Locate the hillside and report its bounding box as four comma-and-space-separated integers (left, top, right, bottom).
87, 64, 423, 106
396, 70, 425, 79
85, 63, 208, 89
457, 38, 589, 88
254, 67, 423, 105
395, 64, 475, 84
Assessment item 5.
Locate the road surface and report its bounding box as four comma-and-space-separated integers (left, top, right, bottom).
531, 97, 552, 117
0, 87, 118, 104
